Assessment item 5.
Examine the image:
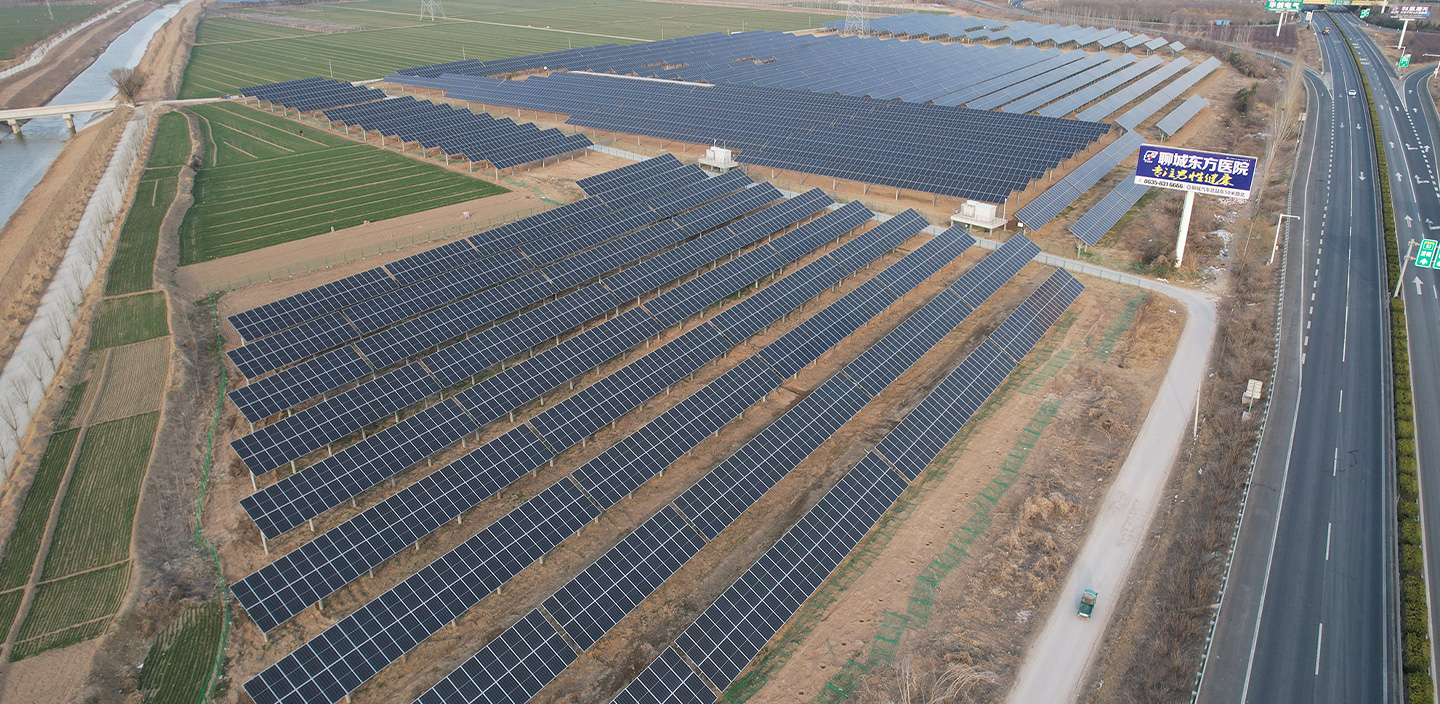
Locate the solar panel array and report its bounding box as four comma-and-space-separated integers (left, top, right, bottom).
999, 53, 1137, 115
242, 204, 943, 704
414, 226, 995, 704
390, 71, 1108, 203
1069, 177, 1150, 246
239, 77, 386, 112
1115, 56, 1223, 130
610, 267, 1082, 704
1014, 131, 1147, 232
1156, 94, 1210, 139
229, 199, 869, 629
323, 96, 591, 170
823, 12, 996, 38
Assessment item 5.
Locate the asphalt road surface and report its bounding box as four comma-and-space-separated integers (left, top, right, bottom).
1198, 12, 1398, 704
1337, 13, 1440, 694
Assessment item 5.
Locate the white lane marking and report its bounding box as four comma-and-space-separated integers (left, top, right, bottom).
1326, 522, 1333, 560
1339, 389, 1344, 414
1334, 447, 1339, 476
1315, 622, 1325, 676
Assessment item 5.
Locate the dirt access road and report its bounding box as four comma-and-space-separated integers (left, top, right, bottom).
1007, 279, 1218, 703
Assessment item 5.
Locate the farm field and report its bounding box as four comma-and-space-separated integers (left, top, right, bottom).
137, 602, 226, 704
106, 111, 191, 295
178, 0, 831, 97
0, 3, 101, 60
40, 411, 160, 580
0, 429, 80, 592
90, 291, 168, 349
180, 102, 506, 263
11, 562, 131, 660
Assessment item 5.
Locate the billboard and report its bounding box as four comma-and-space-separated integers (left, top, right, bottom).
1391, 4, 1432, 19
1135, 145, 1257, 199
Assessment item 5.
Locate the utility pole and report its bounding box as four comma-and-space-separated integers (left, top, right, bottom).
1271, 213, 1300, 265
1395, 239, 1417, 298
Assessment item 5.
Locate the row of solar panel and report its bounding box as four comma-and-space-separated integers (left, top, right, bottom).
230, 201, 909, 637
239, 78, 386, 113
400, 71, 1108, 203
227, 164, 728, 423
1014, 131, 1147, 232
609, 267, 1083, 704
230, 180, 805, 483
321, 95, 592, 169
1115, 56, 1222, 130
240, 205, 945, 704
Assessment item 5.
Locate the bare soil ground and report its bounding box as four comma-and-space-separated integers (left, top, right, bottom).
88, 336, 168, 424
0, 638, 98, 703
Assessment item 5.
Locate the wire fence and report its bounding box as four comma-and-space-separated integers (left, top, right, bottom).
202, 204, 558, 294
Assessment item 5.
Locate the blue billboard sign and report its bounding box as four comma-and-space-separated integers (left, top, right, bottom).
1135, 144, 1257, 199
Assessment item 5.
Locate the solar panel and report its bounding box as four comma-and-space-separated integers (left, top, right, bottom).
1038, 55, 1162, 118
1115, 57, 1220, 130
384, 237, 483, 286
1070, 178, 1150, 246
670, 452, 907, 690
1075, 57, 1190, 122
577, 153, 683, 196
987, 269, 1085, 359
414, 610, 578, 704
243, 479, 599, 704
542, 506, 707, 650
228, 266, 394, 343
1014, 131, 1146, 231
240, 399, 478, 539
949, 234, 1041, 307
231, 424, 551, 631
227, 312, 359, 380
593, 164, 707, 210
1155, 95, 1209, 138
230, 362, 440, 475
611, 648, 713, 704
227, 345, 372, 423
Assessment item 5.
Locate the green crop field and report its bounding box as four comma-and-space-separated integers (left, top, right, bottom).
0, 4, 101, 60
40, 412, 159, 580
107, 113, 192, 295
0, 589, 22, 645
178, 0, 832, 97
11, 562, 130, 661
180, 102, 505, 263
137, 601, 225, 704
146, 112, 193, 169
0, 429, 79, 592
53, 381, 87, 430
90, 291, 168, 349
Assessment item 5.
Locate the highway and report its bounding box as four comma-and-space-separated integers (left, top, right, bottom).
1337, 11, 1440, 694
1198, 12, 1399, 704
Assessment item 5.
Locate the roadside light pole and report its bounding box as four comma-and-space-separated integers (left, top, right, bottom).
1271, 213, 1300, 265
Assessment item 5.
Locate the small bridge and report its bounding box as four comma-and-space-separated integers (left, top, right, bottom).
0, 100, 121, 132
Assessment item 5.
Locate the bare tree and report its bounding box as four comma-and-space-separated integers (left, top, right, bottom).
110, 68, 147, 104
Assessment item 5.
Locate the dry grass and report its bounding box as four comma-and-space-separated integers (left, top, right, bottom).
856, 660, 1000, 704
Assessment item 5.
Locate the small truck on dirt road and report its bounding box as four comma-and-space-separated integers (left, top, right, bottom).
1077, 589, 1099, 619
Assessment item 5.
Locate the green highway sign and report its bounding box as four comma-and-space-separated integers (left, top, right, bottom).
1359, 7, 1370, 17
1267, 0, 1303, 10
1418, 239, 1438, 268
1400, 54, 1412, 68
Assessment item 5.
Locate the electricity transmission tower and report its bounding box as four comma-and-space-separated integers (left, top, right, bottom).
843, 0, 869, 35
420, 0, 445, 22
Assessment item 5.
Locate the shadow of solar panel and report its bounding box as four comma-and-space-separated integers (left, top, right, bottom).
228, 345, 373, 423
543, 506, 707, 650
243, 479, 598, 704
241, 398, 477, 539
670, 451, 906, 690
230, 361, 440, 475
415, 610, 577, 704
612, 648, 713, 704
231, 425, 551, 632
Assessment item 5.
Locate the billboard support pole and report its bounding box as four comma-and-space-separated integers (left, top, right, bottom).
1277, 11, 1285, 37
1398, 18, 1410, 50
1176, 190, 1196, 268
